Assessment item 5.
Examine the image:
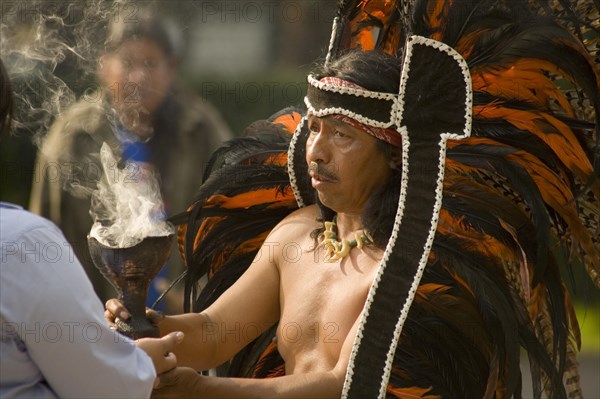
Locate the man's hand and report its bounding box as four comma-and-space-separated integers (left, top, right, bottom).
152, 367, 204, 399
136, 331, 184, 374
104, 298, 164, 329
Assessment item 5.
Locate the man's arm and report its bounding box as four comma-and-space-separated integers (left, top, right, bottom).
109, 225, 284, 371
160, 236, 282, 369
153, 308, 363, 399
153, 367, 342, 399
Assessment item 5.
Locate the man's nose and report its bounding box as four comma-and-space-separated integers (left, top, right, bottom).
306, 131, 328, 164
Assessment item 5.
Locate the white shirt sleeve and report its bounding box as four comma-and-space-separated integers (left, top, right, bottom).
1, 220, 156, 398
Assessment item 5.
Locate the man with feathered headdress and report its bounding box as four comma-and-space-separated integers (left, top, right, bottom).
107, 1, 599, 397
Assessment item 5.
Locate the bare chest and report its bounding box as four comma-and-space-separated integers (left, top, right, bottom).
276, 244, 381, 371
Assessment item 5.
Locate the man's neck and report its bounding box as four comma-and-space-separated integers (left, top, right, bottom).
334, 212, 365, 240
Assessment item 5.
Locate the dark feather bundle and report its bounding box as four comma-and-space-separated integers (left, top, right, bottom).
179, 110, 302, 313
401, 1, 598, 397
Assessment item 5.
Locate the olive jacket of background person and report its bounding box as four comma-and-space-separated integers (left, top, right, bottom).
29, 86, 233, 304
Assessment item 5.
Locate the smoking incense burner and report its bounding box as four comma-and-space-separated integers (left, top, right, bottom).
88, 235, 173, 339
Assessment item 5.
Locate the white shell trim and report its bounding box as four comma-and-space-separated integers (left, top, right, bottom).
288, 116, 308, 208
305, 98, 395, 129
391, 35, 473, 138
340, 35, 473, 399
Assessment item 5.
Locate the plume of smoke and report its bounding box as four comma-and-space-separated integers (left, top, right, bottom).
89, 143, 174, 248
2, 1, 175, 247
0, 0, 115, 143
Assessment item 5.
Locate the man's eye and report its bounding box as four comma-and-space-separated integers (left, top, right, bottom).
309, 124, 320, 133
334, 130, 347, 138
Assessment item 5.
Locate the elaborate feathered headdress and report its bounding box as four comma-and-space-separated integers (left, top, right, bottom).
177, 1, 599, 397
285, 1, 600, 397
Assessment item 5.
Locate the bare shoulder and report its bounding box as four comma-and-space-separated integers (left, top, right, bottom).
268, 204, 320, 241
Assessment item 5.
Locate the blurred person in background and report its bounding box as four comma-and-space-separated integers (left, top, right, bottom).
29, 9, 233, 308
1, 57, 184, 399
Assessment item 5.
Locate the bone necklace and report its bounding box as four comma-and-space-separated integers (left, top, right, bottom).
319, 217, 373, 262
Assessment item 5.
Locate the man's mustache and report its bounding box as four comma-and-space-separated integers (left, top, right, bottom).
308, 161, 338, 181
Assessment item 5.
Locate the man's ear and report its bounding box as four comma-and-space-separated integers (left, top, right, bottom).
389, 147, 402, 169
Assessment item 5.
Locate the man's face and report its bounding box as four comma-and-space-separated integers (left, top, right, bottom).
98, 38, 174, 132
306, 115, 392, 214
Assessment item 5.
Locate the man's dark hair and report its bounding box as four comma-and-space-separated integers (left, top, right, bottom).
0, 58, 14, 140
309, 50, 403, 248
104, 10, 178, 58
311, 50, 402, 93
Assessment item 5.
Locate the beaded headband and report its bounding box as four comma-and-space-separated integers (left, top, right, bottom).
305, 74, 398, 128
305, 76, 403, 147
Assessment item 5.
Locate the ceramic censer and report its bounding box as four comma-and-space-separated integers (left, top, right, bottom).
88, 235, 172, 339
